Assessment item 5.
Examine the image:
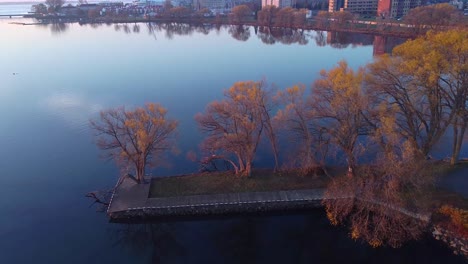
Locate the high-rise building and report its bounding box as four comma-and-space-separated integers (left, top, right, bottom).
344, 0, 377, 14
262, 0, 293, 8
377, 0, 420, 18
328, 0, 345, 12
329, 0, 420, 16
329, 0, 377, 15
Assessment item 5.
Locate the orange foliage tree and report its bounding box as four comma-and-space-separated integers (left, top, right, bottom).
323, 141, 433, 248
90, 103, 178, 183
366, 30, 468, 163
311, 61, 371, 175
404, 3, 463, 32
195, 81, 278, 177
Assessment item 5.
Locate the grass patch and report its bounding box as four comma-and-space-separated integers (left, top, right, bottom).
430, 188, 468, 210
149, 168, 342, 198
435, 159, 468, 175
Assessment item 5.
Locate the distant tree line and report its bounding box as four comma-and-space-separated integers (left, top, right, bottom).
32, 0, 466, 37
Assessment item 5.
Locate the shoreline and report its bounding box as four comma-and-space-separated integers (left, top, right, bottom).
107, 175, 327, 221
9, 15, 445, 38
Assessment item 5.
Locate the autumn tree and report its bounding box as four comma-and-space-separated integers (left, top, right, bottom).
274, 85, 330, 176
169, 7, 191, 18
331, 11, 354, 29
257, 6, 278, 27
311, 61, 370, 175
323, 142, 433, 248
230, 5, 252, 24
90, 103, 178, 183
366, 30, 467, 162
45, 0, 65, 11
163, 0, 173, 11
196, 8, 211, 17
324, 80, 435, 247
32, 3, 48, 14
292, 9, 308, 28
275, 7, 294, 27
195, 81, 278, 177
315, 11, 331, 29
404, 4, 462, 31
389, 30, 467, 164
88, 7, 102, 19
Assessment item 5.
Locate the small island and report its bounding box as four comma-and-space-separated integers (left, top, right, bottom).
86, 29, 468, 257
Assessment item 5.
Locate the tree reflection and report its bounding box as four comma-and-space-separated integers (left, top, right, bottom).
257, 27, 276, 45
146, 22, 158, 40
257, 27, 308, 45
212, 218, 259, 262
326, 31, 374, 49
108, 223, 186, 263
163, 23, 194, 39
122, 24, 131, 34
39, 22, 405, 53
49, 22, 69, 35
133, 23, 140, 33
314, 31, 327, 47
228, 25, 251, 42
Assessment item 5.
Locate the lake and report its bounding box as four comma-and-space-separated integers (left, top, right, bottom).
0, 17, 465, 263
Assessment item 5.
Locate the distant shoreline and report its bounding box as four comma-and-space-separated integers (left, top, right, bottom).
8, 15, 436, 38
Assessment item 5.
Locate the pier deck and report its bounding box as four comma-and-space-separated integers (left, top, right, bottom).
107, 176, 326, 221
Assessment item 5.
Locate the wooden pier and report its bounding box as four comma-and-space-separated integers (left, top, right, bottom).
107, 176, 326, 222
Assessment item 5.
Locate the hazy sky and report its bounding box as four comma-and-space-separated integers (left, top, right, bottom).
0, 1, 40, 3
0, 1, 51, 3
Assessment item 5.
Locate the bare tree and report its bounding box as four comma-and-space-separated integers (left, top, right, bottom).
90, 103, 178, 183
195, 81, 277, 177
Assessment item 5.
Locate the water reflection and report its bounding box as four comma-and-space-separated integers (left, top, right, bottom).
36, 21, 70, 35
40, 91, 102, 131
50, 23, 69, 34
106, 211, 466, 264
257, 27, 308, 45
35, 20, 407, 54
109, 223, 186, 263
228, 25, 250, 42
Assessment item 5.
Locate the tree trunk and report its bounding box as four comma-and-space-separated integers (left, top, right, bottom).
450, 118, 467, 166
136, 163, 145, 184
244, 160, 252, 177
346, 154, 355, 178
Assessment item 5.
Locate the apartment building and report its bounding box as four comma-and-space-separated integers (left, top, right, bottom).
377, 0, 421, 18
262, 0, 294, 8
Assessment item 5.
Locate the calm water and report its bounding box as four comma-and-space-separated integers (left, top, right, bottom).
0, 18, 465, 263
